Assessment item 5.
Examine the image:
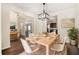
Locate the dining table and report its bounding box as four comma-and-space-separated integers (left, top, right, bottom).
26, 34, 58, 55
36, 35, 58, 55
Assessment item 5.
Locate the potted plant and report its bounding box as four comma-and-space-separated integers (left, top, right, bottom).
68, 27, 78, 45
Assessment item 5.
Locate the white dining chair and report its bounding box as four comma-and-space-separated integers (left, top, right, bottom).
20, 38, 39, 54
50, 38, 66, 55
55, 35, 65, 44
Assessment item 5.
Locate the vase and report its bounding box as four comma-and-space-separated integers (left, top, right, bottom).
70, 40, 76, 45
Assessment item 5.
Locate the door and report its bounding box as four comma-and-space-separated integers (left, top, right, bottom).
24, 23, 32, 37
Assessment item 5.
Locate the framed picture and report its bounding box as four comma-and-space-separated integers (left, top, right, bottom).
61, 18, 75, 28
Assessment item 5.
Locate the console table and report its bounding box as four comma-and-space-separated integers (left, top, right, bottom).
10, 31, 18, 41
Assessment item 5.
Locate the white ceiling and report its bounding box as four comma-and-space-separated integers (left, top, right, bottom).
10, 3, 76, 15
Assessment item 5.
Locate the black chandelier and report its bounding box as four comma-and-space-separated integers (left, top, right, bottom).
38, 3, 49, 20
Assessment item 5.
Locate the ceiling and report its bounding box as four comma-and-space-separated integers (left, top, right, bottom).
10, 3, 76, 15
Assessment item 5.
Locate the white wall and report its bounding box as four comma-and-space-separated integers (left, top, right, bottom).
75, 4, 79, 48
10, 11, 18, 29
34, 17, 47, 34
51, 8, 75, 41
0, 3, 1, 55
1, 4, 10, 50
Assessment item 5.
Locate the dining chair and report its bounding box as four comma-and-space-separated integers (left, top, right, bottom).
55, 35, 65, 44
48, 32, 56, 37
20, 38, 39, 54
50, 38, 66, 55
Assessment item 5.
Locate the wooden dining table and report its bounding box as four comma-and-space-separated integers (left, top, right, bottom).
36, 35, 58, 55
26, 34, 58, 55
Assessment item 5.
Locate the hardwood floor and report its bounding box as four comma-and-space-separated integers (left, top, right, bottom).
2, 39, 24, 55
2, 39, 79, 55
67, 44, 79, 55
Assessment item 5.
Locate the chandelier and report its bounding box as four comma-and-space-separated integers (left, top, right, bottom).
38, 3, 49, 20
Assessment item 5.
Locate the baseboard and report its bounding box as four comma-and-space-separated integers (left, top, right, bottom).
78, 45, 79, 48
2, 45, 11, 50
2, 46, 11, 51
0, 52, 2, 55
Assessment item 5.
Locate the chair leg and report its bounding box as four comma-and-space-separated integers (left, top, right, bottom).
55, 51, 58, 55
32, 47, 40, 53
59, 52, 62, 55
53, 51, 59, 55
53, 51, 56, 55
27, 53, 31, 55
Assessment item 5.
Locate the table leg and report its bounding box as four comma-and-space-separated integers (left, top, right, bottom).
46, 46, 49, 55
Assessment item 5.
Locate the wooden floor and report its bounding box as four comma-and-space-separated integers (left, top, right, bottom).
67, 44, 79, 55
2, 39, 24, 55
2, 39, 79, 55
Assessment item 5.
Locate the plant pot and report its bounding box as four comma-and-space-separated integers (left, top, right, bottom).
70, 40, 76, 45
